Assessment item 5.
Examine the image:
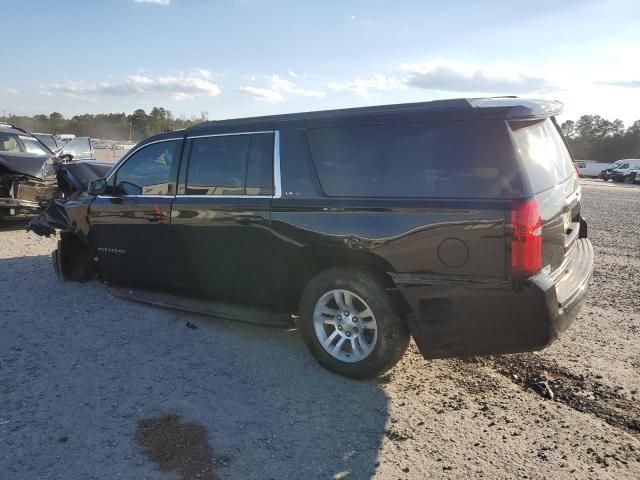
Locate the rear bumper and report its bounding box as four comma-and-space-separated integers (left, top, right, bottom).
393, 238, 594, 359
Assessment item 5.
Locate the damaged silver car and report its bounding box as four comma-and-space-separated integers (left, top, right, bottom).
0, 124, 110, 219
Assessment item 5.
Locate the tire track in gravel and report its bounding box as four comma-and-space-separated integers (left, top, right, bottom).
475, 353, 640, 436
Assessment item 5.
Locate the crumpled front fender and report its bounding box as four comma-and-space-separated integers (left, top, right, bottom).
26, 197, 92, 239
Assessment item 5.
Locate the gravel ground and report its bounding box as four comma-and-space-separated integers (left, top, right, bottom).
1, 179, 639, 479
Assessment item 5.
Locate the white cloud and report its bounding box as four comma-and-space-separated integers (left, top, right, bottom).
328, 60, 553, 97
288, 70, 298, 78
134, 0, 170, 5
328, 74, 406, 96
400, 59, 552, 93
5, 88, 17, 94
239, 74, 325, 103
238, 87, 284, 103
270, 74, 325, 97
40, 70, 220, 100
598, 80, 640, 89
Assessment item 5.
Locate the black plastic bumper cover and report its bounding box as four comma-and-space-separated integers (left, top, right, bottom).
395, 238, 594, 359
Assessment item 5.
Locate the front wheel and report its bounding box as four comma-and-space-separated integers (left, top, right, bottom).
299, 268, 410, 379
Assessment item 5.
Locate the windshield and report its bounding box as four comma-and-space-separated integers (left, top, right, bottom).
33, 134, 58, 151
0, 132, 50, 156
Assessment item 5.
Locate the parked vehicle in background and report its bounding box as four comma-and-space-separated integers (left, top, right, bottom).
33, 133, 62, 152
55, 134, 76, 146
609, 159, 640, 183
574, 160, 609, 178
599, 160, 625, 181
1, 124, 63, 217
57, 137, 95, 161
28, 97, 593, 379
1, 125, 110, 219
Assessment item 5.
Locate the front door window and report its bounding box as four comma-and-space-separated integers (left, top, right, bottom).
113, 141, 181, 195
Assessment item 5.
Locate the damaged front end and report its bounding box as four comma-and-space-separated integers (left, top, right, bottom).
0, 155, 60, 218
28, 197, 96, 281
26, 161, 112, 281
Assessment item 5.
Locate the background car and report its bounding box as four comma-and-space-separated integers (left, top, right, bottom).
0, 124, 60, 218
599, 159, 625, 180
574, 160, 610, 178
57, 136, 95, 161
32, 133, 62, 152
609, 159, 640, 183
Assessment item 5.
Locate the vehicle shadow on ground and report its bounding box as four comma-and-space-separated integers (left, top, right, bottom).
0, 254, 389, 480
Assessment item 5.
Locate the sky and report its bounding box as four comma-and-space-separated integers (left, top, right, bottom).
1, 0, 639, 125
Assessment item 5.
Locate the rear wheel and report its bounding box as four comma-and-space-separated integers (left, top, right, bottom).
299, 267, 410, 379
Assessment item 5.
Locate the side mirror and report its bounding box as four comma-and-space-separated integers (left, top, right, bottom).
88, 178, 108, 196
116, 181, 142, 196
59, 153, 74, 162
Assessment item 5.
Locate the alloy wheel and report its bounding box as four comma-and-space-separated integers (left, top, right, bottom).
313, 289, 378, 363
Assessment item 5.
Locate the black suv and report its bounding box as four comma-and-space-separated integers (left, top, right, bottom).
29, 98, 594, 379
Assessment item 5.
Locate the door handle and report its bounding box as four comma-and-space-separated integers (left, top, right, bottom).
235, 215, 263, 225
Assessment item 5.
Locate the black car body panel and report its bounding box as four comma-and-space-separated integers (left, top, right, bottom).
394, 237, 593, 358
27, 97, 593, 360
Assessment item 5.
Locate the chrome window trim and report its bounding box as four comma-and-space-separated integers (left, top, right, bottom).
176, 195, 273, 199
186, 130, 273, 139
97, 194, 176, 199
100, 130, 282, 201
179, 129, 282, 200
273, 130, 282, 199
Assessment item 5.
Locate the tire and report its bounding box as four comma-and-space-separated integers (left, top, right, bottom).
624, 176, 633, 184
299, 267, 410, 379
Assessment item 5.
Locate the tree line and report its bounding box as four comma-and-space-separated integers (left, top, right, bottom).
3, 107, 208, 142
561, 115, 640, 161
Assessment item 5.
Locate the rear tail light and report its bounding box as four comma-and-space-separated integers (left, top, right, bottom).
511, 199, 542, 278
573, 163, 580, 176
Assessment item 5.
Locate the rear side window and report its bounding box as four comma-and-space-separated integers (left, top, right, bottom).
185, 133, 273, 195
306, 121, 507, 198
510, 118, 575, 193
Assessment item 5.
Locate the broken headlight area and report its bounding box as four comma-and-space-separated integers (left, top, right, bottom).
0, 150, 111, 218
0, 171, 61, 216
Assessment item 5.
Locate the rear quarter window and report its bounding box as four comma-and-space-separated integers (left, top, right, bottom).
306, 121, 513, 199
510, 118, 575, 194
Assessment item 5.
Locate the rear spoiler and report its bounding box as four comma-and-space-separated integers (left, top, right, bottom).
471, 98, 564, 120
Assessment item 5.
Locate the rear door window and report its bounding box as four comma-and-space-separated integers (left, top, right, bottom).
306, 121, 508, 198
185, 133, 274, 196
510, 118, 575, 193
